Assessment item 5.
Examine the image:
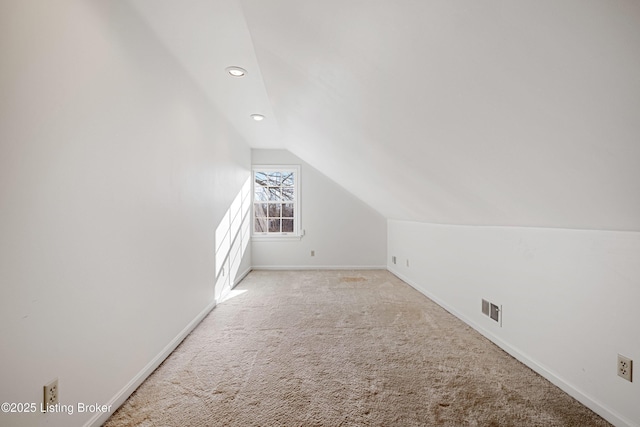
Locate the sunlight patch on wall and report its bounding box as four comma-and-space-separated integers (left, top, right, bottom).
214, 177, 251, 303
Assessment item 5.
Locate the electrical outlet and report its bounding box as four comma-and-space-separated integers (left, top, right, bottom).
43, 378, 58, 409
406, 259, 409, 267
618, 354, 633, 382
310, 250, 315, 257
392, 256, 396, 264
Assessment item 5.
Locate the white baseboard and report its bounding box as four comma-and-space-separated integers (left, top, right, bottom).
387, 267, 635, 427
233, 267, 252, 288
85, 300, 216, 427
214, 268, 253, 304
252, 265, 387, 270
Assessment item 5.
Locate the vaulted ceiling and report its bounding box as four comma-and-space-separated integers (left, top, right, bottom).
130, 0, 640, 231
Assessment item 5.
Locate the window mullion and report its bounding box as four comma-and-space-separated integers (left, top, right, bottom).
252, 166, 299, 237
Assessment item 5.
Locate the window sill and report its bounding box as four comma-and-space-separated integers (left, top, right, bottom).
252, 234, 303, 242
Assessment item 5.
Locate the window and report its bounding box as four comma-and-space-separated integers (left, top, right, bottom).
252, 166, 300, 237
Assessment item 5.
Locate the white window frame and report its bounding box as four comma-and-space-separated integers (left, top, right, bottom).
251, 165, 301, 240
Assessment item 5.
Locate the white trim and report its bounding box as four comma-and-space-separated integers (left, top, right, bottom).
85, 301, 216, 427
252, 265, 387, 271
252, 165, 301, 238
216, 267, 253, 305
233, 267, 252, 288
251, 235, 303, 242
386, 267, 636, 427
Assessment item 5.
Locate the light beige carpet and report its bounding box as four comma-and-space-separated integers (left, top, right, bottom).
105, 270, 611, 426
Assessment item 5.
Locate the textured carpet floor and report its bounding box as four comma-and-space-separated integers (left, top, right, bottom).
105, 270, 611, 426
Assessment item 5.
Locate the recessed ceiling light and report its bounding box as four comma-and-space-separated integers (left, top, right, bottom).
226, 66, 247, 77
250, 114, 265, 121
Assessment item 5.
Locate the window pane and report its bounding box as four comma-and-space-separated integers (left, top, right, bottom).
255, 172, 268, 186
268, 219, 281, 232
254, 187, 268, 201
254, 217, 268, 232
282, 219, 294, 233
282, 203, 294, 218
268, 187, 281, 201
254, 203, 267, 217
253, 168, 298, 236
281, 172, 294, 186
268, 172, 281, 186
268, 203, 281, 218
281, 187, 294, 201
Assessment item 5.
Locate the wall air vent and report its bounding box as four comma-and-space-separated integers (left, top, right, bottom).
482, 299, 502, 326
490, 303, 500, 322
482, 299, 490, 316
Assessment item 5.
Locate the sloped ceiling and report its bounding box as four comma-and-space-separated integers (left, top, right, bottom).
131, 0, 640, 231
129, 0, 283, 148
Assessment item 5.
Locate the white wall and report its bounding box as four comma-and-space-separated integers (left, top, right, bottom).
0, 2, 250, 426
388, 220, 640, 427
251, 149, 386, 269
214, 177, 253, 303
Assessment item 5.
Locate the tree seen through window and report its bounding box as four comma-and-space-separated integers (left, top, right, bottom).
253, 168, 298, 235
